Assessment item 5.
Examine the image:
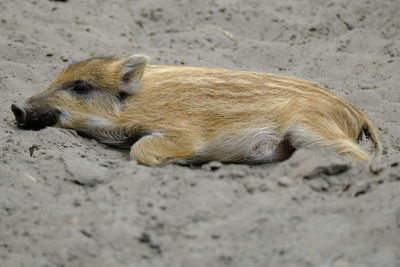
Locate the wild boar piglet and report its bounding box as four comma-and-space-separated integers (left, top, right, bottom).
11, 54, 382, 166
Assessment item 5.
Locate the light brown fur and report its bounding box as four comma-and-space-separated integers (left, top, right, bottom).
21, 55, 382, 166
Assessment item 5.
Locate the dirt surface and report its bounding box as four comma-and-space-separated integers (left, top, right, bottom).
0, 0, 399, 266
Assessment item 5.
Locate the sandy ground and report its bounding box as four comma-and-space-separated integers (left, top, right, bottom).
0, 0, 399, 266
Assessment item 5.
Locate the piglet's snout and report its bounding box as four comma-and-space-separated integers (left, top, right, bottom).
11, 103, 27, 125
11, 103, 61, 130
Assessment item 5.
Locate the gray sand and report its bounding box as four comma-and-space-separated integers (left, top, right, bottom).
0, 0, 399, 266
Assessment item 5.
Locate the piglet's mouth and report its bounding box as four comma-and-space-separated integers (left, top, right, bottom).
11, 103, 61, 131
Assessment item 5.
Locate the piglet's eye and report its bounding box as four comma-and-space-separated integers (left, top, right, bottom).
71, 80, 92, 94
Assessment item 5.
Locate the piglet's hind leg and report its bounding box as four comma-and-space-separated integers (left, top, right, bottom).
288, 125, 370, 163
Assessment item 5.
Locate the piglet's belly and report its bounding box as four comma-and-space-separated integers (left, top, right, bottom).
240, 138, 295, 163
257, 140, 296, 162
192, 128, 296, 163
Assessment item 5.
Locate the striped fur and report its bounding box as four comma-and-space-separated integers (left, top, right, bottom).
24, 55, 382, 166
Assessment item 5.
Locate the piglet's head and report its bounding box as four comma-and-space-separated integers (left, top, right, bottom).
11, 54, 148, 131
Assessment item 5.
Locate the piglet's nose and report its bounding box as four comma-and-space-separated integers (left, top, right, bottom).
11, 103, 27, 124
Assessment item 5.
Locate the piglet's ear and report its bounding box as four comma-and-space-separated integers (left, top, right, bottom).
118, 54, 149, 94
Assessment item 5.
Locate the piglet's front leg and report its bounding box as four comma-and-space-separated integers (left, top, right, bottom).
130, 133, 197, 166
